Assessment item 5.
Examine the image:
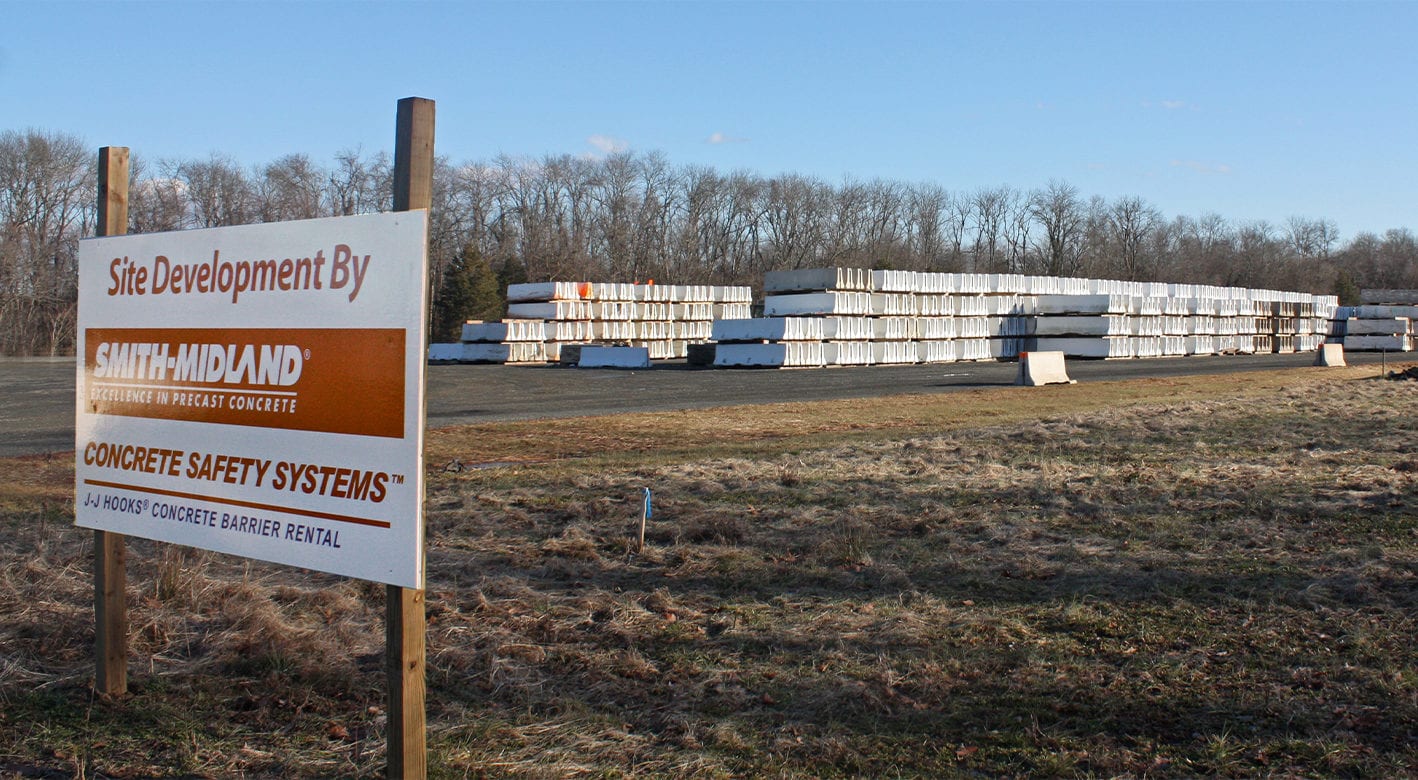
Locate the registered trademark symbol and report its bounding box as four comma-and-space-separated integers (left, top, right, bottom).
304, 349, 311, 360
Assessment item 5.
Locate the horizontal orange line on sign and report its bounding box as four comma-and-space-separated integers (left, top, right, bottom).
83, 478, 393, 529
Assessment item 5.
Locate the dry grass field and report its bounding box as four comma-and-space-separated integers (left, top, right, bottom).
1, 366, 1415, 778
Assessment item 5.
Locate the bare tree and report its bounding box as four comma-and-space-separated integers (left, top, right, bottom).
256, 153, 325, 222
763, 173, 829, 271
326, 147, 388, 217
970, 187, 1011, 272
906, 183, 950, 271
1286, 215, 1339, 262
859, 179, 908, 268
942, 190, 972, 271
1028, 179, 1084, 276
1233, 220, 1286, 288
1002, 187, 1033, 273
1172, 212, 1234, 283
10, 125, 1418, 353
1106, 196, 1162, 281
177, 154, 252, 227
128, 156, 189, 233
0, 129, 93, 355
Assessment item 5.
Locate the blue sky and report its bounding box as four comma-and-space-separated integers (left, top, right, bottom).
4, 1, 1415, 238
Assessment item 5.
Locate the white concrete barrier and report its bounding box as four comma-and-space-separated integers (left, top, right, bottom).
1314, 343, 1346, 366
713, 317, 827, 342
1015, 351, 1075, 386
990, 337, 1027, 359
826, 341, 874, 366
1184, 335, 1215, 355
713, 302, 753, 320
764, 292, 873, 316
507, 281, 586, 302
986, 316, 1033, 337
874, 293, 918, 316
1035, 336, 1132, 359
956, 296, 989, 316
1131, 317, 1164, 337
764, 267, 872, 293
829, 316, 875, 341
713, 342, 826, 368
427, 343, 464, 363
507, 300, 593, 321
916, 295, 953, 316
1347, 317, 1411, 336
958, 338, 992, 361
874, 341, 919, 364
1037, 294, 1132, 315
917, 317, 956, 340
426, 343, 516, 364
874, 317, 916, 341
1346, 335, 1412, 351
1034, 315, 1130, 337
591, 320, 636, 340
578, 346, 651, 369
917, 339, 957, 363
465, 320, 553, 343
956, 317, 990, 339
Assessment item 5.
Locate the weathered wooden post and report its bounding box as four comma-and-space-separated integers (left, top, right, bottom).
94, 145, 130, 696
388, 96, 434, 780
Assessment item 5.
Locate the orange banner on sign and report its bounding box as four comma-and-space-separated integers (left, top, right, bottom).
84, 327, 406, 438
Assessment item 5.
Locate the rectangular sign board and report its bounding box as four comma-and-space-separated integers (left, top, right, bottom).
75, 211, 428, 588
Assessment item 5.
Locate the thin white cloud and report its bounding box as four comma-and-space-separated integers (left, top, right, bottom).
1142, 99, 1193, 110
706, 131, 749, 145
135, 177, 187, 196
586, 134, 629, 155
1172, 159, 1232, 175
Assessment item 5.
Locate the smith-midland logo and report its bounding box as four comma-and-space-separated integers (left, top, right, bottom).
94, 341, 305, 385
84, 327, 405, 438
93, 341, 305, 413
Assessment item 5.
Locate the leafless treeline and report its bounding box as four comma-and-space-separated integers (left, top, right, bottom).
4, 128, 1417, 354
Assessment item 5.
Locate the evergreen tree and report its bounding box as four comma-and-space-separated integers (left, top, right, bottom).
496, 256, 528, 301
432, 245, 503, 342
1332, 269, 1360, 306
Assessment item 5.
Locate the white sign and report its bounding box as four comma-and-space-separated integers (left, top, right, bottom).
75, 211, 428, 588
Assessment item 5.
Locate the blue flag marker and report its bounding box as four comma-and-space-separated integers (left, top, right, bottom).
642, 487, 653, 520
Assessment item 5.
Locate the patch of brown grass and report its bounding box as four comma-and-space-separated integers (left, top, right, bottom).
0, 364, 1415, 777
424, 365, 1387, 469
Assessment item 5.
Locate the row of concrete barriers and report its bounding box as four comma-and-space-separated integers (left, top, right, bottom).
428, 269, 1408, 369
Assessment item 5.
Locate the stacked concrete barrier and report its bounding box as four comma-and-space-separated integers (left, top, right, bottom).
1030, 283, 1333, 358
713, 269, 1038, 368
1339, 290, 1418, 352
1032, 287, 1331, 358
715, 268, 1336, 367
430, 281, 752, 363
433, 268, 1340, 367
1343, 305, 1416, 352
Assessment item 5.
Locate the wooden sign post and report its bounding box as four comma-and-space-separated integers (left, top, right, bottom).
388, 96, 434, 780
81, 103, 432, 777
94, 146, 130, 697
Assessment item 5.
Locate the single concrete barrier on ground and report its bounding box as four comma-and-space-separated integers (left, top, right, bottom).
1016, 350, 1076, 386
1314, 343, 1346, 367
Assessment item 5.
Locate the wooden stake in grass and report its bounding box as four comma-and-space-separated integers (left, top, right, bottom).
638, 487, 652, 554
